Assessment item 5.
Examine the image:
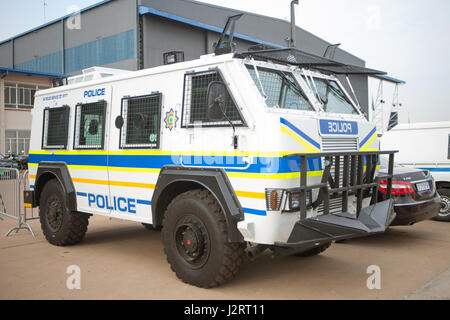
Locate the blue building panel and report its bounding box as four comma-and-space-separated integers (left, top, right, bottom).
13, 29, 135, 75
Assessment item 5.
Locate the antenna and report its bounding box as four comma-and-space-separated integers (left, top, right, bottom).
43, 0, 47, 22
214, 14, 244, 55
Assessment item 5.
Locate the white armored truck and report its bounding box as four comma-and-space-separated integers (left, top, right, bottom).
25, 21, 397, 288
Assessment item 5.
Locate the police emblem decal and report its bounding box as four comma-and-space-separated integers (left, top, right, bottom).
164, 109, 179, 131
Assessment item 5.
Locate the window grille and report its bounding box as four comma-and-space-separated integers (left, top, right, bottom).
42, 106, 70, 149
120, 93, 162, 149
246, 66, 313, 111
182, 70, 243, 127
74, 101, 106, 150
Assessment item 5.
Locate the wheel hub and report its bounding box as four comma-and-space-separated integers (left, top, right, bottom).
175, 217, 209, 268
440, 196, 450, 216
47, 197, 63, 232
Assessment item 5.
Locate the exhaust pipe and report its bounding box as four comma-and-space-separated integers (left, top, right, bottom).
290, 0, 299, 48
247, 245, 269, 261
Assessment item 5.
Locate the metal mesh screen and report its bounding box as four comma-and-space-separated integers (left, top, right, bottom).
120, 94, 161, 149
74, 101, 106, 150
42, 106, 69, 149
182, 71, 243, 127
247, 66, 313, 111
237, 48, 385, 75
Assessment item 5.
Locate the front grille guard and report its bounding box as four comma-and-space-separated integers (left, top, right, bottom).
284, 151, 397, 220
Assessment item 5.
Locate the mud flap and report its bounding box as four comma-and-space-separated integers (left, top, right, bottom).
275, 199, 395, 253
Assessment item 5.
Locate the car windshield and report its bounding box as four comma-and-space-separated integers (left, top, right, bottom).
247, 66, 313, 111
313, 78, 358, 115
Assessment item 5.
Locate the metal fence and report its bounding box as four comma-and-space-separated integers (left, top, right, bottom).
0, 168, 36, 237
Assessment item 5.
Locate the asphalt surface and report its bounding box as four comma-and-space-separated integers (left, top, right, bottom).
0, 213, 449, 300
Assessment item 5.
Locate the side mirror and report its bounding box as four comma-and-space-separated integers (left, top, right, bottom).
88, 119, 99, 135
207, 81, 228, 121
115, 115, 124, 129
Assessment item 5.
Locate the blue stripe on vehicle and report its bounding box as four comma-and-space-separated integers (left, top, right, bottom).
280, 117, 321, 150
28, 154, 323, 174
76, 192, 87, 197
243, 207, 267, 216
419, 167, 450, 172
359, 127, 377, 148
136, 200, 152, 205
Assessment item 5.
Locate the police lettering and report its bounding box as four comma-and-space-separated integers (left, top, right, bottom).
328, 122, 352, 133
84, 88, 105, 98
87, 193, 136, 214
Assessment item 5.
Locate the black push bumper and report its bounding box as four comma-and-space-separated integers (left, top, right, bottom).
273, 150, 397, 255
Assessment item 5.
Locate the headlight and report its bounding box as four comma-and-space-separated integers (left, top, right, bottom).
265, 188, 312, 212
287, 190, 312, 211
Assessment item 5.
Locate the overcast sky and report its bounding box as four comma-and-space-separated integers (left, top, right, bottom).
1, 0, 449, 124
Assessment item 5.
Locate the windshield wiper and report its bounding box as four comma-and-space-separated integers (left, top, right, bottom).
276, 71, 304, 96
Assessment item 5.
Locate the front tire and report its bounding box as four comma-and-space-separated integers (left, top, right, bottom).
433, 188, 450, 222
162, 189, 245, 288
39, 179, 90, 246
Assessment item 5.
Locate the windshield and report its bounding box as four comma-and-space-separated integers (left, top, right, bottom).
313, 78, 358, 115
247, 66, 313, 111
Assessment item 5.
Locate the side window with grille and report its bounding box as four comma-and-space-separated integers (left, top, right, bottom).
42, 106, 70, 149
74, 101, 106, 150
182, 70, 243, 127
120, 93, 162, 149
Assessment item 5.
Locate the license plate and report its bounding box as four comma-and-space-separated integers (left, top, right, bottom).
416, 182, 430, 192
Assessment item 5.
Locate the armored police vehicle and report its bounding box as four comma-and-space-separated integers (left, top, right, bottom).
25, 25, 397, 287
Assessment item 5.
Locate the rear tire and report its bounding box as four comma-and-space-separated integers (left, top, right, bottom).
294, 242, 332, 257
162, 189, 245, 288
39, 179, 90, 246
433, 188, 450, 222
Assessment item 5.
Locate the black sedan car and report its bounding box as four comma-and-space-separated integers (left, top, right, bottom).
378, 157, 441, 226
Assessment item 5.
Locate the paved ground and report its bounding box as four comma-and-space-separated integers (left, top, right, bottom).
0, 214, 449, 300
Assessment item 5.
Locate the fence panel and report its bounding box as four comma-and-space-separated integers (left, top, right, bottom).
0, 168, 35, 237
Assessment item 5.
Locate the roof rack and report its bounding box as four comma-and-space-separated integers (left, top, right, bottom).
236, 48, 386, 75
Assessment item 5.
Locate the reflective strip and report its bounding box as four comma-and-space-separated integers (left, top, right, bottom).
281, 126, 320, 153
235, 190, 266, 199
71, 177, 156, 189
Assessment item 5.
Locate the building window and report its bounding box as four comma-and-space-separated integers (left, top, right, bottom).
4, 83, 49, 109
5, 130, 31, 155
74, 101, 106, 150
182, 70, 243, 127
42, 106, 70, 149
120, 93, 162, 149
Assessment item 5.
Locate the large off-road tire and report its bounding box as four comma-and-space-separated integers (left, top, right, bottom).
162, 189, 245, 288
294, 242, 332, 257
39, 179, 90, 246
433, 188, 450, 222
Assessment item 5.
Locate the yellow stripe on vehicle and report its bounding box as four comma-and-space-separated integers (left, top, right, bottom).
360, 133, 378, 151
71, 177, 156, 189
280, 126, 320, 154
235, 190, 266, 199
